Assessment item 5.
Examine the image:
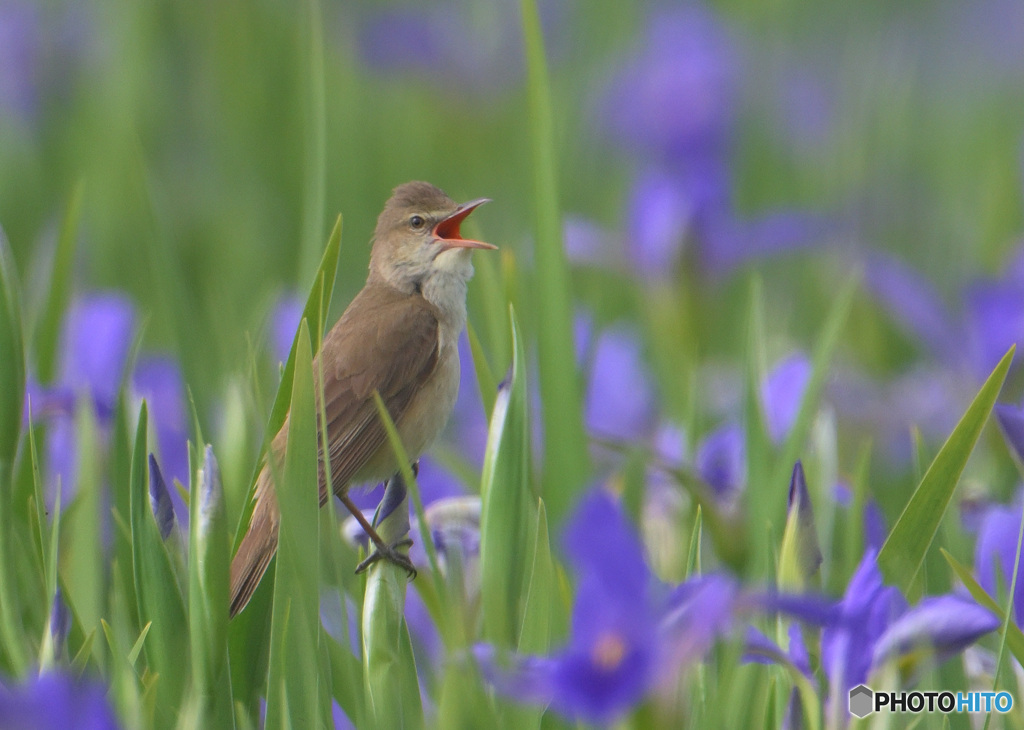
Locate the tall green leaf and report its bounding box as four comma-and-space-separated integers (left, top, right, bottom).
35, 181, 84, 382
130, 402, 189, 727
878, 346, 1014, 592
479, 306, 536, 648
266, 320, 322, 730
520, 0, 589, 523
188, 446, 233, 728
0, 222, 26, 673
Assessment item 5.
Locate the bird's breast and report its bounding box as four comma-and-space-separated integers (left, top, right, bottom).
354, 333, 461, 483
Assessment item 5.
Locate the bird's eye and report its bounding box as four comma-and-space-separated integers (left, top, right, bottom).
410, 215, 426, 229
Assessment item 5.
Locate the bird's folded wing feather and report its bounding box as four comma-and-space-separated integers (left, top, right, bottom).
313, 285, 440, 504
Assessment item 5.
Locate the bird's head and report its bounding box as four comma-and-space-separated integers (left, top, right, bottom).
370, 181, 495, 292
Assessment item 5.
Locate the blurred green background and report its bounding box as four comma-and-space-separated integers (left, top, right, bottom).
1, 0, 1022, 456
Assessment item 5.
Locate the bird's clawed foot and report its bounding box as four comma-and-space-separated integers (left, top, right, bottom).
355, 537, 418, 579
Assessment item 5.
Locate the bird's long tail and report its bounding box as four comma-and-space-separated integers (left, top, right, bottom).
229, 464, 279, 619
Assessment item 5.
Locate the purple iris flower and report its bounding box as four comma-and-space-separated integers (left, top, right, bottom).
269, 291, 304, 367
583, 323, 656, 443
602, 5, 737, 168
476, 490, 738, 723
871, 595, 998, 667
974, 500, 1024, 625
821, 550, 906, 696
865, 246, 1024, 380
625, 167, 700, 280
25, 295, 190, 510
133, 356, 189, 507
356, 0, 564, 99
0, 0, 41, 122
0, 672, 120, 729
762, 353, 811, 444
694, 421, 744, 498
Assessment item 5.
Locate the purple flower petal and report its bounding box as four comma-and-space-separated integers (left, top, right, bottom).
626, 169, 694, 279
975, 502, 1024, 624
872, 595, 998, 666
864, 253, 960, 362
59, 294, 135, 415
699, 210, 836, 275
996, 402, 1024, 464
0, 672, 120, 729
695, 422, 745, 497
583, 324, 655, 442
762, 353, 812, 444
133, 356, 189, 518
270, 292, 303, 367
965, 278, 1024, 379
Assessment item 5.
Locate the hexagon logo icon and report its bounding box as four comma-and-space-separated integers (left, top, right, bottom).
849, 684, 873, 718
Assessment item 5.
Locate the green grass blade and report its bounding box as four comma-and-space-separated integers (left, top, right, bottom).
520, 0, 589, 524
61, 399, 105, 670
686, 506, 703, 578
467, 321, 497, 418
189, 446, 233, 727
130, 401, 189, 727
479, 306, 536, 648
360, 474, 424, 730
297, 0, 326, 283
35, 180, 84, 382
517, 499, 557, 657
879, 346, 1014, 592
266, 320, 321, 730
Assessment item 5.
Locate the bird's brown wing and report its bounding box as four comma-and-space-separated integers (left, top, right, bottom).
313, 284, 441, 503
229, 284, 439, 618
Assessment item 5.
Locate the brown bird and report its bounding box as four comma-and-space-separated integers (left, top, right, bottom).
229, 181, 495, 618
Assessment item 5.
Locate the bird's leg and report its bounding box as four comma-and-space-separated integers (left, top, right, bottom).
340, 467, 418, 579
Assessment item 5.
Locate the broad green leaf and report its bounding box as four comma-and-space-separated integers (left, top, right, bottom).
327, 633, 365, 728
518, 499, 554, 656
35, 181, 83, 382
479, 306, 536, 648
266, 321, 321, 730
520, 0, 589, 523
879, 346, 1014, 592
130, 402, 188, 728
61, 398, 105, 669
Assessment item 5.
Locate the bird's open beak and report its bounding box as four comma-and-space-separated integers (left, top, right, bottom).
433, 198, 497, 251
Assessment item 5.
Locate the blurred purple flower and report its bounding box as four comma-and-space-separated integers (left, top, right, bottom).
974, 501, 1024, 625
864, 252, 958, 361
475, 490, 660, 723
762, 353, 811, 444
356, 1, 562, 98
133, 356, 189, 509
699, 211, 838, 275
965, 277, 1024, 378
833, 482, 887, 552
25, 295, 190, 510
602, 5, 737, 168
476, 491, 746, 723
694, 422, 744, 498
49, 588, 70, 661
625, 168, 698, 279
563, 216, 618, 269
59, 293, 135, 417
583, 324, 656, 443
744, 623, 811, 677
269, 292, 303, 366
821, 550, 906, 696
871, 595, 998, 667
865, 248, 1024, 380
0, 672, 120, 730
0, 1, 41, 121
996, 401, 1024, 464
